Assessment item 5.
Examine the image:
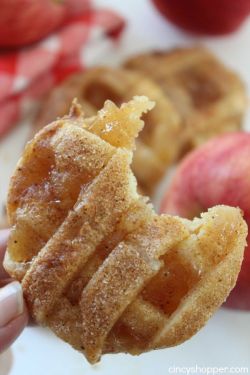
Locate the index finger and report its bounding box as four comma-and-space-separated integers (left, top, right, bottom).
0, 230, 10, 279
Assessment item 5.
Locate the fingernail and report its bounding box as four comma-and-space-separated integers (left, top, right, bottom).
0, 281, 24, 327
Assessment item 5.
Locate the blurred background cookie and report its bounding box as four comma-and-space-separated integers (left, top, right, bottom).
125, 47, 247, 153
34, 67, 182, 195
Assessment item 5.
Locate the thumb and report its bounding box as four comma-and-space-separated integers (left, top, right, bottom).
0, 281, 28, 353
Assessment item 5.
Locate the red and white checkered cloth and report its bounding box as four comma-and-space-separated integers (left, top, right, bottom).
0, 5, 125, 138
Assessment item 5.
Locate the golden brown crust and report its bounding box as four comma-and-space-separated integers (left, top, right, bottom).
4, 97, 247, 364
150, 207, 246, 349
125, 46, 247, 151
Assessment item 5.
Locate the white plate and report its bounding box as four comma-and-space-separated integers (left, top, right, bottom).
1, 1, 250, 374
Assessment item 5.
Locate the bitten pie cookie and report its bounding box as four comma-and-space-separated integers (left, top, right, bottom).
34, 67, 182, 195
4, 97, 247, 364
125, 47, 247, 152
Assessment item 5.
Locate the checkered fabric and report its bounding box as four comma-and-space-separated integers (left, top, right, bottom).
0, 6, 125, 137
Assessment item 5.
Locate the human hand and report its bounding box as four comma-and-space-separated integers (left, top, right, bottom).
0, 229, 28, 353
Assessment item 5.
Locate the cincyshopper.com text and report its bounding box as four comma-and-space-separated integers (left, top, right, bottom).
168, 365, 249, 374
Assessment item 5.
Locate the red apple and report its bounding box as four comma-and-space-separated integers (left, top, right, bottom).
0, 0, 88, 48
65, 0, 90, 15
152, 0, 250, 35
161, 132, 250, 310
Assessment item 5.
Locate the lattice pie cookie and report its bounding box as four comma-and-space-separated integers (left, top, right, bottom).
4, 97, 247, 364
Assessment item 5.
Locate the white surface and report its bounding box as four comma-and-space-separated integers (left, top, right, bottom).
0, 0, 250, 374
1, 308, 250, 375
